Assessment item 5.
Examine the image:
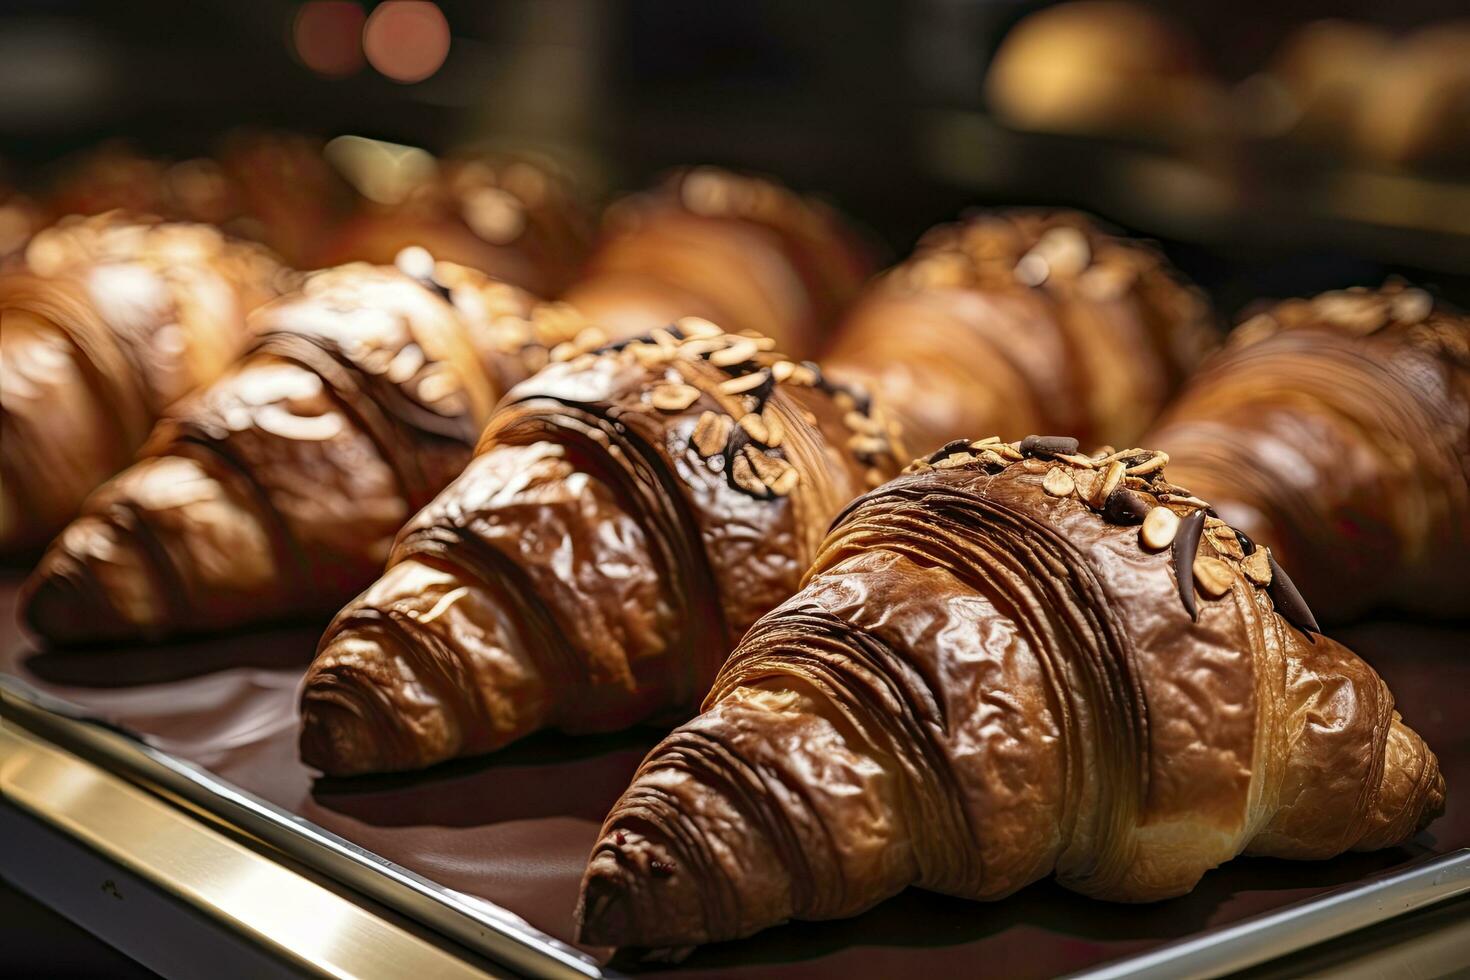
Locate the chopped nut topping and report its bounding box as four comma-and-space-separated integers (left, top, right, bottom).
1126, 452, 1169, 476
1193, 556, 1234, 598
719, 371, 768, 395
1140, 506, 1180, 550
710, 337, 759, 367
1094, 460, 1125, 507
1206, 526, 1245, 560
651, 383, 700, 412
1042, 467, 1075, 496
730, 451, 768, 497
772, 360, 797, 382
738, 412, 769, 444
692, 411, 732, 457
630, 342, 673, 368
935, 452, 976, 469
676, 316, 724, 339
761, 406, 785, 447
1242, 549, 1272, 586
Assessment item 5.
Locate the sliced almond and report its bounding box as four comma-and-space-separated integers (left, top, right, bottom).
848, 433, 890, 457
934, 452, 975, 469
650, 326, 681, 349
1126, 452, 1169, 476
969, 436, 1001, 449
719, 371, 767, 395
550, 341, 579, 363
1042, 467, 1075, 496
691, 411, 732, 457
730, 451, 768, 497
744, 445, 791, 488
1242, 549, 1272, 586
1093, 460, 1125, 507
1072, 468, 1101, 502
772, 360, 797, 382
768, 466, 800, 496
1193, 556, 1234, 598
676, 316, 724, 339
760, 406, 785, 447
1140, 505, 1179, 550
738, 412, 769, 444
651, 383, 700, 412
710, 337, 759, 367
1207, 526, 1245, 560
630, 342, 672, 368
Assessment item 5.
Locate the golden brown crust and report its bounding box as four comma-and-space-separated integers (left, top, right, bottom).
299, 318, 905, 776
576, 437, 1444, 949
1145, 282, 1470, 620
19, 260, 561, 642
1, 214, 290, 552
563, 168, 876, 359
824, 210, 1215, 455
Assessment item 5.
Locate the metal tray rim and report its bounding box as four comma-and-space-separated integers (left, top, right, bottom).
4, 670, 1468, 980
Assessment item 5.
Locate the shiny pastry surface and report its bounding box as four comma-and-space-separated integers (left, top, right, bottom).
824, 210, 1215, 456
1, 213, 290, 552
20, 257, 575, 642
1146, 282, 1469, 620
577, 437, 1444, 949
564, 167, 875, 358
299, 318, 905, 775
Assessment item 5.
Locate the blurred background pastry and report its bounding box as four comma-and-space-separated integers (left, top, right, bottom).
1, 213, 290, 554
563, 167, 875, 358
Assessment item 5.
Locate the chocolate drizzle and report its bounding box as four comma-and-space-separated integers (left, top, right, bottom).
1172, 509, 1207, 622
1266, 552, 1321, 636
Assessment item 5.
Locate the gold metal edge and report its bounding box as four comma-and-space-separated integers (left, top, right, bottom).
0, 720, 501, 980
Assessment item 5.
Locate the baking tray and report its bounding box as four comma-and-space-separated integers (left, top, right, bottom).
1, 575, 1467, 978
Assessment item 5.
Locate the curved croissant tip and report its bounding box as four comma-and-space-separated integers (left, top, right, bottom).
22, 548, 135, 646
576, 851, 637, 947
576, 832, 712, 949
299, 693, 386, 777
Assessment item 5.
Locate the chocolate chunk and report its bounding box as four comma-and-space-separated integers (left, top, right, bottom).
1173, 509, 1207, 621
1103, 488, 1150, 525
929, 439, 973, 464
1266, 553, 1321, 636
1019, 435, 1080, 458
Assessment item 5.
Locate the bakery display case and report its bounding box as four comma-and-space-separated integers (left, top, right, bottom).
3, 2, 1468, 977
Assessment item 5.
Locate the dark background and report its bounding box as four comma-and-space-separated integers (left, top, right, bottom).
2, 0, 1468, 314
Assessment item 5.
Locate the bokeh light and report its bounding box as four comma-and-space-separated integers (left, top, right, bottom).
292, 1, 366, 79
363, 2, 450, 84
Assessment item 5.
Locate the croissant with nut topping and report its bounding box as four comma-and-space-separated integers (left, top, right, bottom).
577, 437, 1444, 949
21, 258, 588, 643
824, 211, 1215, 454
563, 168, 876, 359
1145, 283, 1470, 621
2, 213, 290, 554
298, 319, 905, 776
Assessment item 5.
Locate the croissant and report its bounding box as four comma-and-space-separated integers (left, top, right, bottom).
577, 437, 1445, 949
20, 258, 592, 642
1145, 283, 1469, 621
41, 134, 353, 267
315, 151, 591, 297
1, 213, 290, 554
298, 320, 906, 775
563, 168, 875, 358
824, 211, 1215, 454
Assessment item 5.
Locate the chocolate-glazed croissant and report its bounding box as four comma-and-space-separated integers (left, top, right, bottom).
21, 258, 592, 642
563, 168, 876, 359
577, 438, 1444, 949
1145, 283, 1469, 621
315, 152, 590, 297
824, 211, 1215, 454
299, 320, 906, 776
2, 214, 290, 553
